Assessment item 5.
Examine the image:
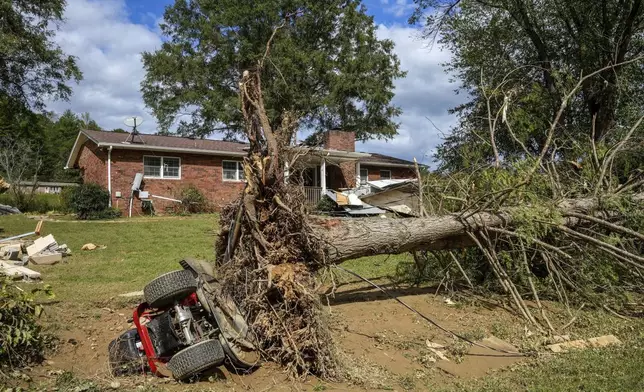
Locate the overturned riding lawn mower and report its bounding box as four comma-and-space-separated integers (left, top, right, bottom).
108, 259, 260, 381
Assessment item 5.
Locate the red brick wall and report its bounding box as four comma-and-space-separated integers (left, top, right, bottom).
339, 162, 356, 188
109, 149, 245, 215
77, 141, 107, 187
362, 165, 415, 181
324, 130, 355, 152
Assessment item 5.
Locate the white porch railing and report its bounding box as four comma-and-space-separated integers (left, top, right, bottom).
303, 186, 322, 206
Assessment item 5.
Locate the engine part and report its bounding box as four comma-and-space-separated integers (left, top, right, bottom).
147, 312, 181, 357
174, 304, 196, 345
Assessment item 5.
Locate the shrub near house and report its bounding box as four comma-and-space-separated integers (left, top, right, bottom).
68, 183, 120, 220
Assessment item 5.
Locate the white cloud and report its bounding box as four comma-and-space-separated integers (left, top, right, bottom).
381, 0, 416, 18
360, 24, 462, 167
47, 2, 462, 168
46, 0, 163, 133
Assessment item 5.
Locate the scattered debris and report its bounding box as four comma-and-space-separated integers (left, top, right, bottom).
23, 233, 70, 264
1, 244, 21, 261
324, 189, 386, 216
360, 180, 419, 217
0, 261, 41, 281
26, 234, 57, 256
425, 340, 445, 349
0, 223, 70, 274
118, 291, 144, 298
444, 298, 456, 306
81, 243, 106, 251
0, 220, 43, 243
427, 347, 450, 361
0, 203, 20, 215
546, 335, 621, 353
30, 253, 62, 266
81, 243, 98, 251
480, 336, 519, 352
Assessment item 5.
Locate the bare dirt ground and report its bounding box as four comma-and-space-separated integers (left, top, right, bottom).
29, 280, 527, 391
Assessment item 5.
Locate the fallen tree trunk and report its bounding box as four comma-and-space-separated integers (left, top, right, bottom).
216, 25, 644, 377
315, 195, 621, 264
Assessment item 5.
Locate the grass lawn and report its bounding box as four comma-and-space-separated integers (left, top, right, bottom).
2, 214, 643, 391
442, 345, 644, 392
0, 214, 219, 303
0, 213, 414, 303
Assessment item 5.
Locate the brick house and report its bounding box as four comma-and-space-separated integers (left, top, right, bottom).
65, 129, 416, 215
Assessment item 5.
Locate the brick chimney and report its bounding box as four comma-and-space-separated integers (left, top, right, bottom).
324, 129, 355, 152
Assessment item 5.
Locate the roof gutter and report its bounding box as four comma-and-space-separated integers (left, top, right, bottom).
292, 147, 370, 160
97, 142, 247, 157
360, 161, 417, 168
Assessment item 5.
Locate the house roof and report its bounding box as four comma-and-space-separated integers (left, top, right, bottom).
83, 129, 248, 154
66, 129, 417, 170
358, 153, 417, 168
66, 129, 249, 168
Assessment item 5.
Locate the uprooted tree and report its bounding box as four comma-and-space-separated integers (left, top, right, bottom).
212, 35, 643, 382
144, 0, 644, 380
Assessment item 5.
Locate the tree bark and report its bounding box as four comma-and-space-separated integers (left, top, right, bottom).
313, 195, 638, 264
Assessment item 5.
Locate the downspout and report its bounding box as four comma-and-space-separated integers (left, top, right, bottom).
107, 146, 112, 207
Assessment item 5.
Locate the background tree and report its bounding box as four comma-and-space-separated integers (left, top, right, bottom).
0, 0, 83, 183
42, 110, 86, 181
0, 137, 43, 211
411, 0, 644, 171
0, 0, 82, 110
80, 112, 102, 130
141, 0, 405, 140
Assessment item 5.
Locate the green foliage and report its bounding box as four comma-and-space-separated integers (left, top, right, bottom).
510, 203, 562, 240
316, 195, 337, 212
0, 0, 82, 110
0, 275, 54, 368
68, 183, 120, 220
41, 110, 87, 182
410, 162, 644, 307
178, 185, 211, 214
0, 107, 93, 184
413, 0, 644, 172
53, 372, 102, 392
142, 0, 405, 140
0, 193, 63, 213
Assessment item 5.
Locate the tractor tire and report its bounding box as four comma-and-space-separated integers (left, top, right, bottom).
144, 270, 197, 308
167, 339, 225, 381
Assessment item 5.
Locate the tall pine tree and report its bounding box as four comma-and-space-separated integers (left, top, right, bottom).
142, 0, 405, 140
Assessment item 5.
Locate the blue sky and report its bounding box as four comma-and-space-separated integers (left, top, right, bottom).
47, 0, 461, 167
123, 0, 416, 27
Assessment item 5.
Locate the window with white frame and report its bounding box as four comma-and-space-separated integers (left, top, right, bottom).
359, 168, 368, 184
143, 156, 181, 179
222, 161, 245, 181
379, 170, 391, 180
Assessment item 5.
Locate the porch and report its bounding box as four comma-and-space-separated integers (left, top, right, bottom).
288, 148, 368, 206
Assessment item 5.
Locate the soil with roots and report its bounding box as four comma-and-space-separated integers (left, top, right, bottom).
215, 187, 340, 378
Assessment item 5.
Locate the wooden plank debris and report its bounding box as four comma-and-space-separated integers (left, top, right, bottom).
0, 261, 41, 280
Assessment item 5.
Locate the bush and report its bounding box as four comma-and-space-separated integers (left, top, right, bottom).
0, 275, 54, 369
60, 186, 75, 213
178, 185, 211, 214
0, 193, 62, 213
316, 195, 337, 212
68, 183, 119, 220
